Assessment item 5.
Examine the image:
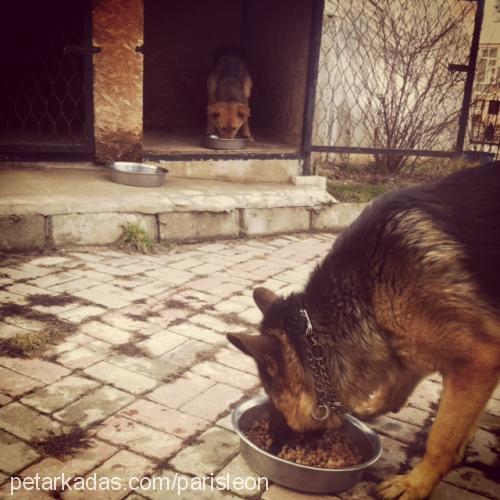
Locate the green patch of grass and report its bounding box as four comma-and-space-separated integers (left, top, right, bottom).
119, 222, 154, 253
327, 181, 399, 203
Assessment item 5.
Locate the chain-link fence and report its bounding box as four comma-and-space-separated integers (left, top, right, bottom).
0, 1, 88, 149
313, 0, 476, 171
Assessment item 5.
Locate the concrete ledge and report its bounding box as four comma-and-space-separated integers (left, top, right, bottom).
155, 159, 301, 184
52, 214, 157, 247
159, 211, 239, 242
311, 203, 367, 231
242, 207, 310, 236
0, 215, 46, 252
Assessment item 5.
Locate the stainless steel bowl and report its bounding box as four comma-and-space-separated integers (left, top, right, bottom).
205, 135, 248, 150
110, 162, 168, 187
232, 395, 382, 494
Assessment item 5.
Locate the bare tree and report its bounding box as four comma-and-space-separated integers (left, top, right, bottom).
314, 0, 475, 172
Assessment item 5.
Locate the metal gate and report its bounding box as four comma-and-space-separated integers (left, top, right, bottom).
303, 0, 491, 172
0, 0, 94, 159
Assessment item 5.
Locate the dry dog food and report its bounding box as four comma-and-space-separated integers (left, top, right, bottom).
245, 418, 363, 469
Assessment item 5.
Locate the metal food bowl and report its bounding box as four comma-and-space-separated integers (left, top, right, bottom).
205, 134, 248, 150
232, 395, 382, 494
110, 162, 168, 187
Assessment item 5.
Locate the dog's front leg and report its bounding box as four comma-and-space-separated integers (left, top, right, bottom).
241, 119, 254, 142
378, 365, 499, 500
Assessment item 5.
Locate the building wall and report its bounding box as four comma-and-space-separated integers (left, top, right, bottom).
93, 0, 144, 162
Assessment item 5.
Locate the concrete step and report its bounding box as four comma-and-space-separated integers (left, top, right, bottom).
0, 166, 366, 251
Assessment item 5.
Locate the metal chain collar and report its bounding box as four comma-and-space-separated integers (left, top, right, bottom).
299, 308, 348, 420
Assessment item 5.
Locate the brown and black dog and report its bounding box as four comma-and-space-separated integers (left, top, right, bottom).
206, 49, 253, 141
228, 163, 500, 499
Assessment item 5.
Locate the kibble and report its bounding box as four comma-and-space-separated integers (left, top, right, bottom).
245, 418, 363, 469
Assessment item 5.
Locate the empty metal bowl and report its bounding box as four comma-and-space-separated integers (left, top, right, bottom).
232, 395, 382, 494
205, 134, 248, 150
110, 162, 168, 187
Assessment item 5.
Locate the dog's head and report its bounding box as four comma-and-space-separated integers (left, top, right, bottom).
227, 287, 343, 432
207, 102, 250, 139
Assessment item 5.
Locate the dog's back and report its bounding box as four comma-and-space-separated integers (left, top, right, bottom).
210, 54, 250, 103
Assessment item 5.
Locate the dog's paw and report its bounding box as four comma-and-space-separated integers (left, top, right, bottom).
377, 474, 430, 500
245, 135, 255, 143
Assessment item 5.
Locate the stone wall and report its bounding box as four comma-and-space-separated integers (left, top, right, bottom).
93, 0, 144, 162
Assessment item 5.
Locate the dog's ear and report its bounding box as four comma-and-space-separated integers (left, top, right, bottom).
227, 333, 279, 376
207, 103, 222, 118
253, 287, 278, 315
237, 104, 250, 118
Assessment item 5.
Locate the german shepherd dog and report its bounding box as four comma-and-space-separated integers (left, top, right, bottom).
228, 163, 500, 499
206, 48, 253, 141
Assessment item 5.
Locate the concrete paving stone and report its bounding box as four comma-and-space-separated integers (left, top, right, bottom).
0, 357, 70, 384
230, 294, 255, 307
336, 481, 379, 499
13, 263, 53, 278
71, 268, 115, 283
189, 314, 246, 334
62, 450, 155, 500
137, 331, 187, 357
96, 415, 182, 460
368, 435, 408, 481
5, 283, 56, 298
407, 378, 442, 411
73, 287, 131, 309
65, 332, 96, 345
181, 383, 242, 421
0, 267, 32, 281
147, 372, 215, 409
0, 321, 31, 340
50, 277, 103, 293
0, 402, 64, 440
29, 256, 71, 267
213, 300, 248, 315
86, 339, 114, 354
159, 339, 215, 370
144, 268, 194, 286
21, 375, 100, 413
464, 428, 498, 467
191, 361, 259, 390
79, 321, 133, 345
68, 252, 105, 262
387, 404, 434, 427
101, 310, 163, 335
215, 413, 233, 431
89, 283, 149, 303
174, 289, 220, 309
168, 323, 224, 345
0, 290, 28, 305
369, 415, 422, 445
190, 263, 226, 275
262, 484, 340, 499
0, 484, 54, 499
170, 427, 240, 476
188, 277, 225, 293
119, 399, 208, 439
54, 385, 134, 427
0, 430, 40, 474
134, 469, 242, 500
57, 346, 108, 369
105, 256, 142, 268
215, 348, 258, 375
2, 315, 47, 333
19, 438, 116, 481
431, 482, 491, 500
0, 394, 12, 407
28, 271, 80, 289
444, 466, 500, 499
59, 305, 107, 323
84, 361, 158, 394
32, 301, 81, 316
109, 354, 179, 380
132, 280, 176, 297
485, 397, 500, 417
169, 258, 202, 270
216, 453, 269, 497
237, 308, 263, 325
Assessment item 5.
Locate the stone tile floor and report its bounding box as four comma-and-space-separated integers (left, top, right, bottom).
0, 233, 498, 500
